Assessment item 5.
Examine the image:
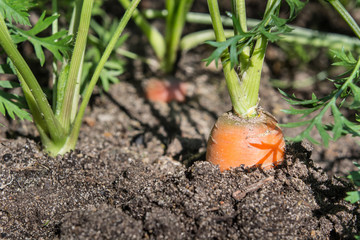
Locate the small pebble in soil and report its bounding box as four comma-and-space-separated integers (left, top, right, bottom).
2, 153, 12, 162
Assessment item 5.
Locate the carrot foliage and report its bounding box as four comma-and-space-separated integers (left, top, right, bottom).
204, 0, 306, 69
280, 50, 360, 146
345, 162, 360, 204
0, 0, 141, 155
281, 0, 360, 147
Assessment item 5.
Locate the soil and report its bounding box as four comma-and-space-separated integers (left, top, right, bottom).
1, 1, 360, 239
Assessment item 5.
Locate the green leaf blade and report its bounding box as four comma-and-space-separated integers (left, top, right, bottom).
0, 0, 35, 26
0, 90, 32, 121
344, 191, 360, 204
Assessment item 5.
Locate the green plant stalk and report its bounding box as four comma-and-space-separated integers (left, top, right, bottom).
207, 0, 274, 117
146, 10, 360, 52
116, 48, 157, 67
58, 0, 94, 132
69, 0, 83, 36
232, 0, 251, 79
118, 0, 165, 61
54, 65, 69, 117
52, 0, 59, 110
180, 29, 234, 51
0, 14, 65, 142
232, 0, 247, 33
327, 0, 360, 39
163, 0, 194, 73
63, 0, 142, 153
240, 35, 267, 115
207, 0, 246, 116
53, 0, 82, 114
17, 72, 54, 149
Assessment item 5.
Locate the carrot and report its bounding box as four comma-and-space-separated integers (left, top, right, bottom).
204, 0, 288, 171
145, 78, 187, 103
206, 109, 285, 171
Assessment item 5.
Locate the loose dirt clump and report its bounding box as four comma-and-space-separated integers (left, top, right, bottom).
0, 135, 359, 239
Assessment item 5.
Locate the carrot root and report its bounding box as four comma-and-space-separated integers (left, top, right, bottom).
145, 78, 187, 103
206, 109, 285, 171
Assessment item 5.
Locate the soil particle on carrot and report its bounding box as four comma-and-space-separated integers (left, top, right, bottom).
206, 108, 285, 171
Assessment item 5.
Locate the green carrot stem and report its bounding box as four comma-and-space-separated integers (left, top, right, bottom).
232, 0, 250, 79
163, 0, 194, 73
58, 0, 94, 131
144, 10, 360, 51
232, 0, 247, 33
52, 0, 59, 110
69, 0, 84, 36
240, 35, 267, 115
327, 0, 360, 39
207, 0, 247, 116
118, 0, 166, 61
17, 72, 55, 148
237, 0, 277, 117
66, 0, 142, 151
54, 65, 69, 117
0, 14, 65, 142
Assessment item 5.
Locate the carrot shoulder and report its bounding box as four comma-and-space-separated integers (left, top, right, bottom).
206, 109, 285, 171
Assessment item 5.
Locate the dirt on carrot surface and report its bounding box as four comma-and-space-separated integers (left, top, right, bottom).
1, 0, 360, 239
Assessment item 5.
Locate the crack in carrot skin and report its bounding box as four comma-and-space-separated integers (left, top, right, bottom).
206, 109, 285, 171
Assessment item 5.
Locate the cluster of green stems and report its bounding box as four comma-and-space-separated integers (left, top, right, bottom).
0, 0, 140, 155
118, 0, 194, 74
207, 0, 271, 118
207, 0, 360, 118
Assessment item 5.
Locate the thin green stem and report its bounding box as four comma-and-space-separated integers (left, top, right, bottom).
17, 72, 52, 147
58, 0, 94, 131
207, 0, 226, 42
328, 0, 360, 39
69, 0, 83, 36
177, 12, 360, 52
0, 14, 64, 142
232, 0, 247, 33
238, 0, 277, 117
66, 0, 142, 151
51, 0, 58, 34
241, 36, 267, 115
52, 0, 58, 110
232, 0, 250, 76
118, 0, 165, 61
207, 0, 246, 115
163, 0, 194, 73
336, 57, 360, 98
54, 65, 69, 117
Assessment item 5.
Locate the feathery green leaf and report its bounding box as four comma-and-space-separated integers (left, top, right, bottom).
9, 12, 72, 66
0, 0, 35, 25
0, 89, 31, 121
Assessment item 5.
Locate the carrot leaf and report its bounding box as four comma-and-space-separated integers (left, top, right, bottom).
205, 0, 305, 70
0, 0, 35, 26
0, 89, 31, 121
281, 51, 360, 146
345, 162, 360, 204
9, 11, 72, 66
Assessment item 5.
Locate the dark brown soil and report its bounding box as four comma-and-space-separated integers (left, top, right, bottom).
1, 1, 360, 239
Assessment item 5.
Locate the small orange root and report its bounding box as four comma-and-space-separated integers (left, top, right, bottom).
145, 78, 187, 103
206, 109, 285, 171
